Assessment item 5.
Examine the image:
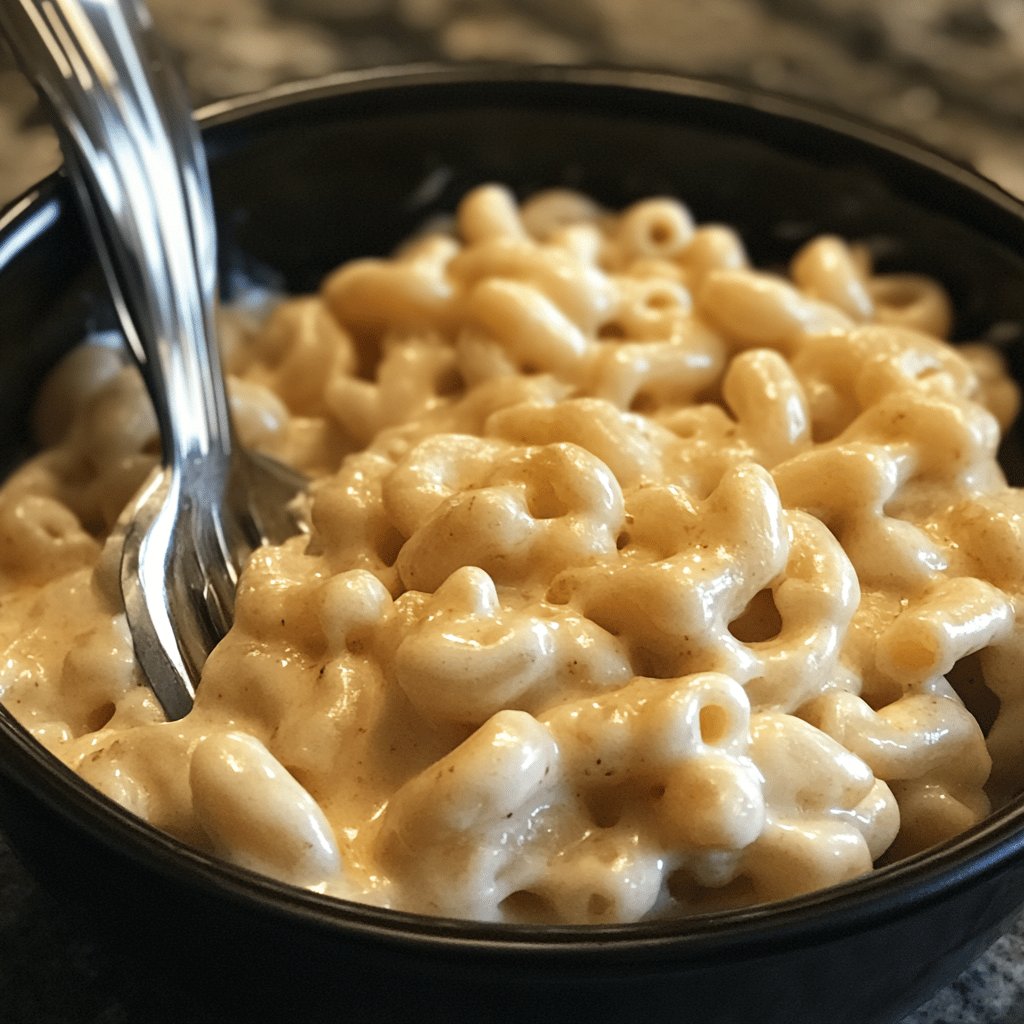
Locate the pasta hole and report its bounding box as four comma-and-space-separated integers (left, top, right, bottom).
644, 288, 676, 310
698, 704, 731, 746
40, 517, 68, 541
692, 380, 724, 406
84, 701, 116, 733
629, 391, 657, 414
526, 479, 567, 519
571, 600, 623, 639
587, 893, 612, 918
375, 527, 405, 568
499, 890, 558, 924
872, 279, 922, 310
616, 531, 631, 550
282, 763, 321, 799
351, 333, 382, 381
947, 652, 999, 736
82, 513, 108, 538
795, 788, 820, 814
890, 635, 938, 676
668, 869, 757, 912
666, 868, 693, 904
728, 589, 782, 643
649, 783, 666, 800
598, 321, 626, 340
585, 786, 624, 828
434, 366, 464, 397
628, 644, 664, 677
649, 220, 673, 247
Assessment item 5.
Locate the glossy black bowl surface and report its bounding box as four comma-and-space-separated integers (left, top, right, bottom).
2, 65, 1024, 1024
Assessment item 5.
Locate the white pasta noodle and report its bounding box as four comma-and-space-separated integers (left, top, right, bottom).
1, 184, 1022, 924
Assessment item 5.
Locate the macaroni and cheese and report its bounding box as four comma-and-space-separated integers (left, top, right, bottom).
1, 184, 1021, 923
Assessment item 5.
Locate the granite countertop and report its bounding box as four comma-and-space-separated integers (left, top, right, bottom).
1, 2, 1024, 1021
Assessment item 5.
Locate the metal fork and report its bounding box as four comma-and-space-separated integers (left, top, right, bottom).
0, 0, 307, 720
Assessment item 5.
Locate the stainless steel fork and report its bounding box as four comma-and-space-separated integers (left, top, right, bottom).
0, 0, 307, 720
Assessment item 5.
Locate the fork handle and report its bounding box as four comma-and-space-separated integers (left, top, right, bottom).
0, 0, 233, 475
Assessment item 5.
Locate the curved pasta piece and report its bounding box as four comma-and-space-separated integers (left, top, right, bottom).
680, 224, 748, 284
486, 396, 670, 487
740, 511, 859, 711
231, 539, 329, 653
324, 337, 460, 448
456, 184, 528, 243
550, 464, 786, 678
607, 273, 693, 338
240, 296, 355, 417
698, 269, 851, 350
789, 324, 975, 441
396, 566, 632, 724
72, 722, 197, 841
722, 349, 811, 468
937, 489, 1024, 588
801, 691, 991, 787
844, 388, 1000, 481
466, 278, 589, 373
395, 441, 624, 591
589, 327, 726, 411
0, 494, 99, 584
615, 197, 696, 261
508, 836, 667, 925
868, 274, 953, 338
542, 672, 754, 778
774, 441, 901, 525
318, 568, 394, 657
886, 776, 989, 859
190, 731, 342, 888
740, 818, 875, 900
790, 235, 874, 322
657, 751, 765, 850
875, 577, 1013, 686
519, 188, 604, 241
311, 449, 403, 585
773, 438, 953, 592
382, 434, 511, 538
0, 570, 130, 732
322, 257, 455, 338
736, 714, 899, 896
448, 235, 615, 332
376, 709, 558, 920
750, 712, 876, 814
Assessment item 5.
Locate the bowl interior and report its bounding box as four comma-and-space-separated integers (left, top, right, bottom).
6, 69, 1024, 470
3, 65, 1024, 966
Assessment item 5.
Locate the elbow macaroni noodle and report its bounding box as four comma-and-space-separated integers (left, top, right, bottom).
1, 184, 1022, 923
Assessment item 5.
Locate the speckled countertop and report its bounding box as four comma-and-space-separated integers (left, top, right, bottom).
1, 2, 1024, 1022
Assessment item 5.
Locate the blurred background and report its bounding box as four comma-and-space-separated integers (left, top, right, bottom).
0, 0, 1023, 204
2, 3, 1024, 1022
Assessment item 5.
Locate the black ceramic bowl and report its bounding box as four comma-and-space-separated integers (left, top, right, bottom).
2, 66, 1024, 1024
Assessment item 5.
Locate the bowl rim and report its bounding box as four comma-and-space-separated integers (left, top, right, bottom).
193, 60, 1024, 217
2, 61, 1024, 962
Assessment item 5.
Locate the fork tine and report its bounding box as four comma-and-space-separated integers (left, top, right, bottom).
4, 0, 309, 721
119, 471, 198, 720
126, 456, 308, 719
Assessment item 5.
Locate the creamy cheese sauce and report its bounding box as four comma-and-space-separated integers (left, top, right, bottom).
1, 185, 1022, 923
